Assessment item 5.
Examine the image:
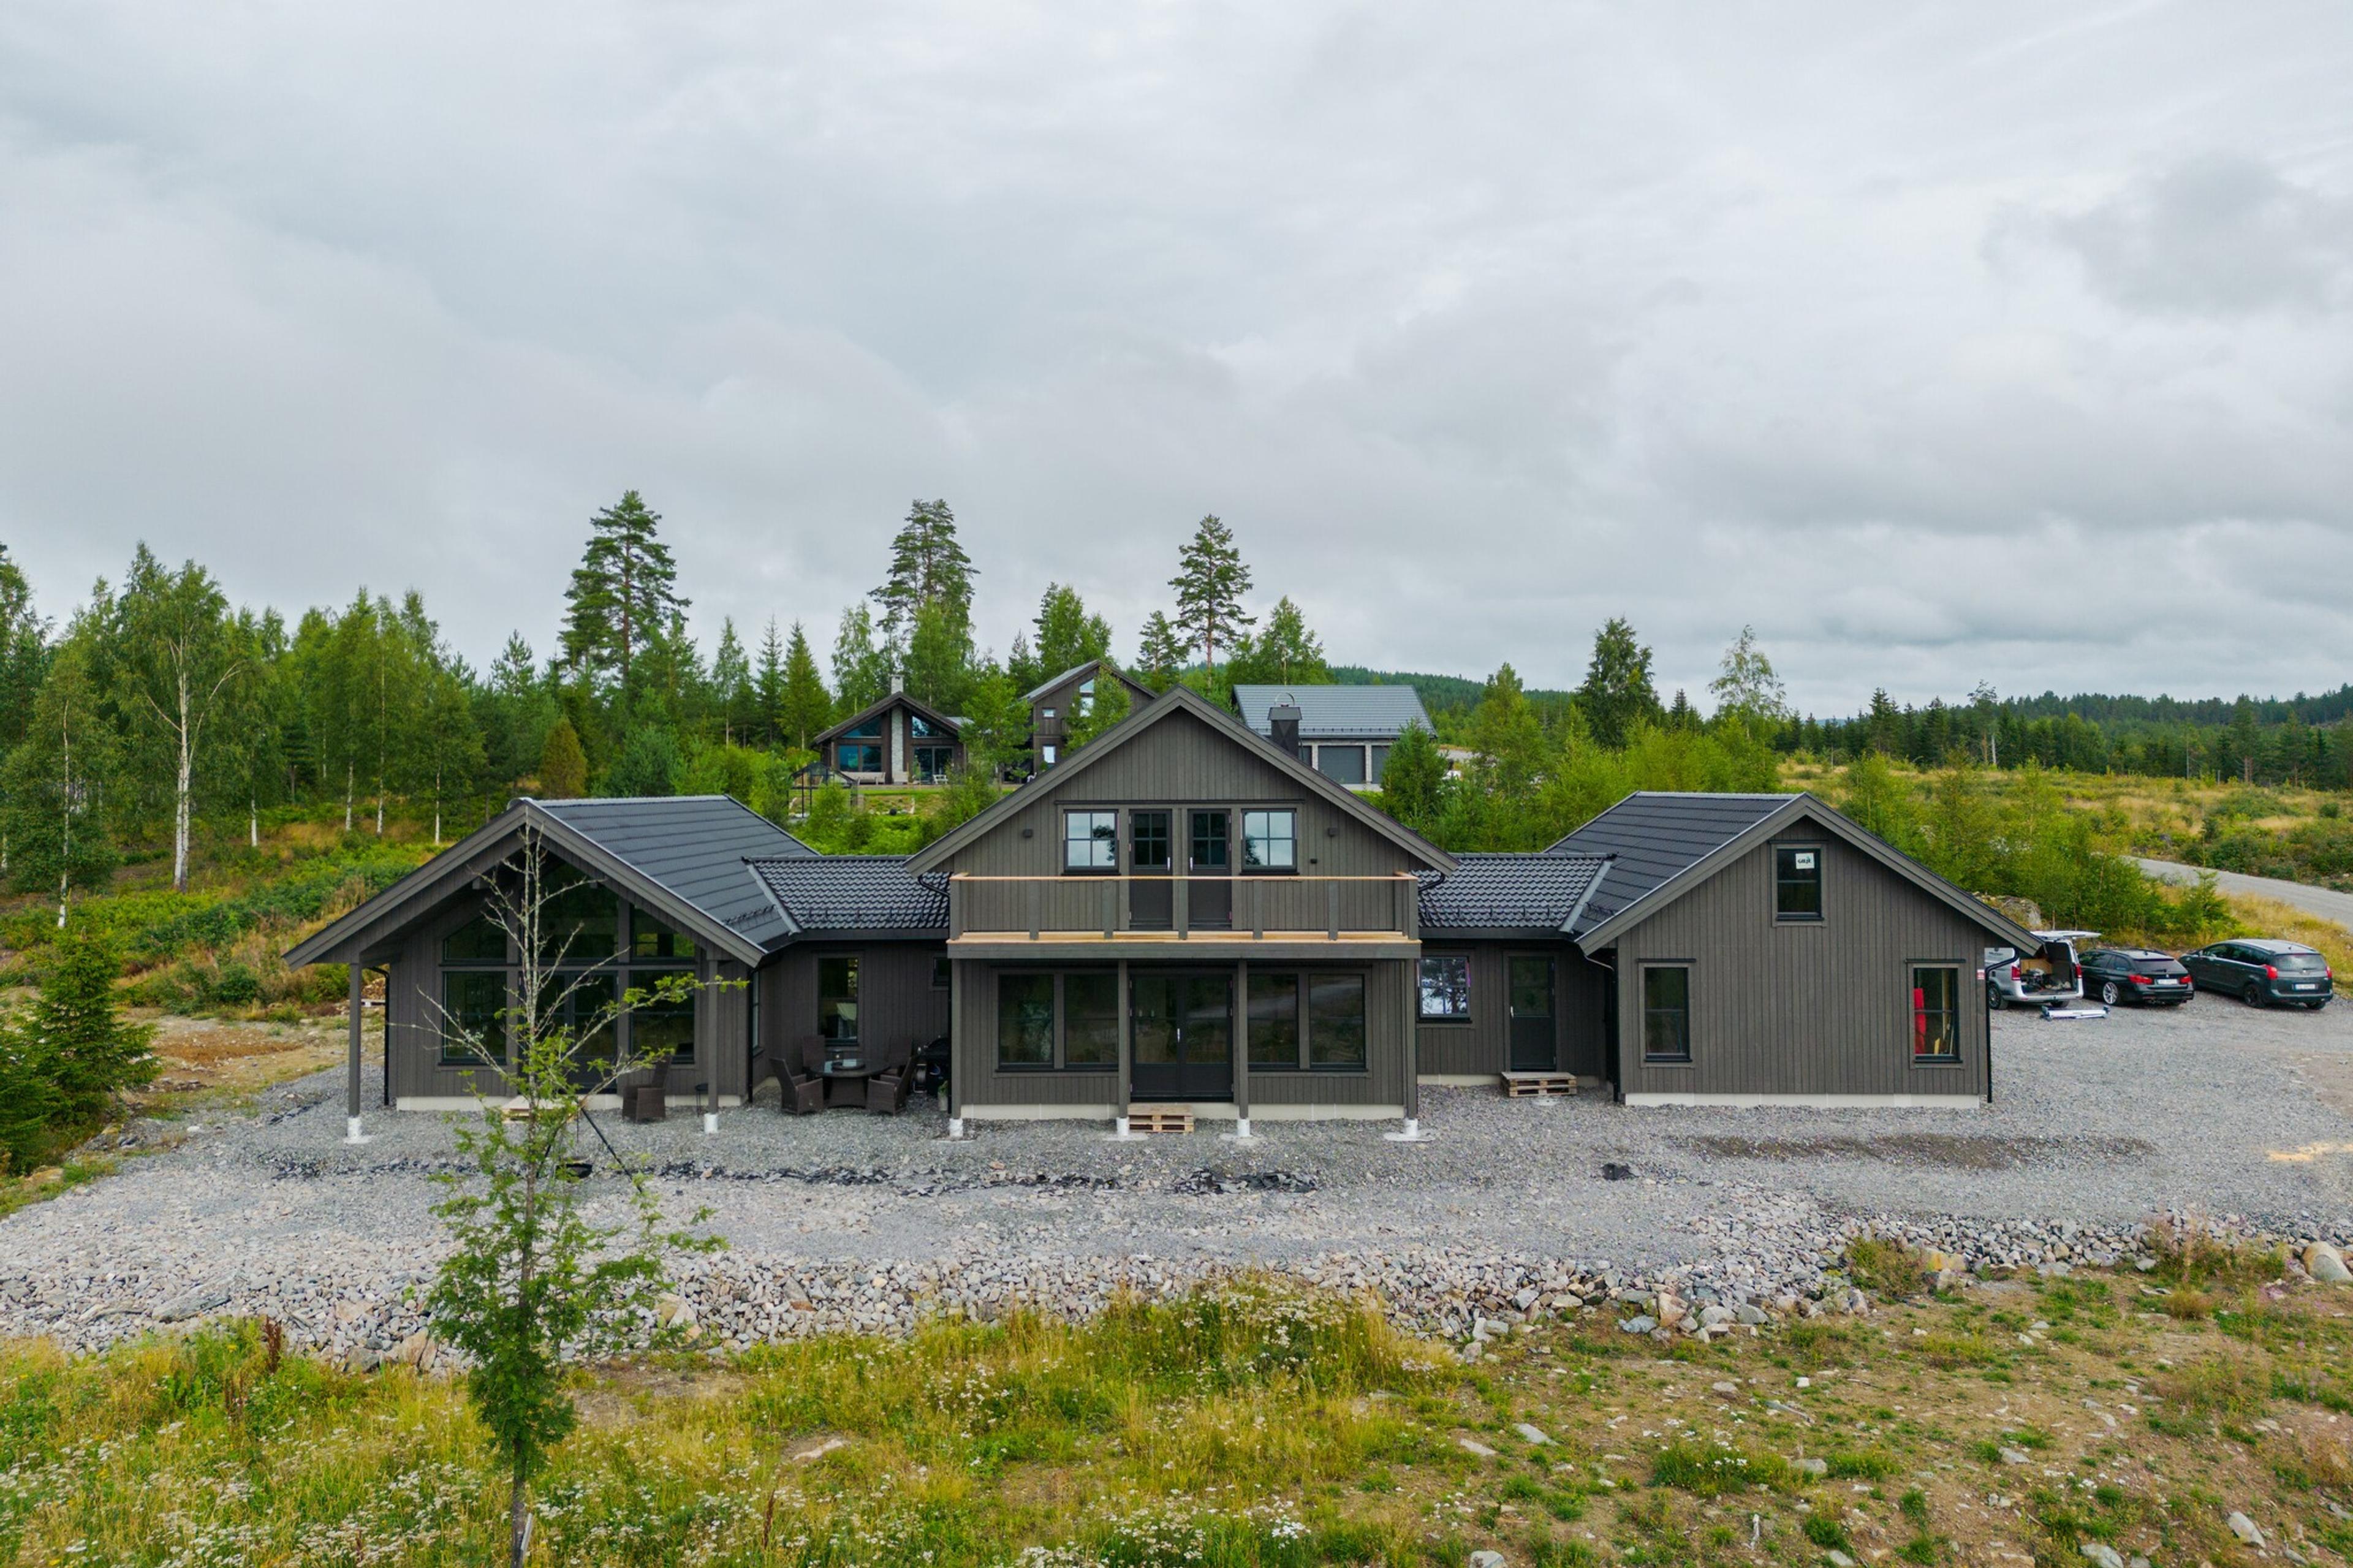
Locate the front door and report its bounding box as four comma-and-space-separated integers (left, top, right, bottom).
1188, 810, 1232, 929
1129, 971, 1233, 1101
1508, 956, 1557, 1072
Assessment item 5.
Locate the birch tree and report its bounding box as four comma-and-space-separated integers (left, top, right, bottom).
112, 547, 241, 892
0, 635, 119, 925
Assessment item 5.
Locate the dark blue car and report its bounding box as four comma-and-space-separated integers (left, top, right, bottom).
2180, 939, 2333, 1009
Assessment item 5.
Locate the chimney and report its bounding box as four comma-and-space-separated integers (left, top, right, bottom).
890, 670, 905, 696
1269, 702, 1303, 760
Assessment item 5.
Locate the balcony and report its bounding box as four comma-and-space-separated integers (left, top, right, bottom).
946, 873, 1422, 958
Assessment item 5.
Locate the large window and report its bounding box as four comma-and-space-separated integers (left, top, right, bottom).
819, 956, 858, 1045
539, 876, 616, 963
1241, 809, 1297, 871
1131, 811, 1172, 871
631, 914, 696, 962
441, 971, 507, 1065
1245, 972, 1367, 1072
442, 915, 507, 963
1419, 953, 1472, 1019
1775, 846, 1823, 921
1912, 966, 1960, 1062
540, 971, 618, 1064
914, 743, 957, 779
1064, 974, 1120, 1067
1308, 975, 1367, 1069
998, 975, 1055, 1067
836, 743, 881, 773
1248, 971, 1299, 1069
633, 991, 695, 1066
1369, 744, 1391, 784
1064, 810, 1119, 871
1314, 745, 1367, 786
1642, 966, 1691, 1064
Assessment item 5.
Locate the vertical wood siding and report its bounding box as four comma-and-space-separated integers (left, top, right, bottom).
757, 944, 950, 1077
1412, 942, 1610, 1077
1610, 824, 1992, 1099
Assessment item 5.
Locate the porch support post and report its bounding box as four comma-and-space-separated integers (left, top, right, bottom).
947, 959, 966, 1139
1386, 955, 1429, 1143
344, 958, 371, 1144
1113, 959, 1132, 1138
1231, 958, 1251, 1139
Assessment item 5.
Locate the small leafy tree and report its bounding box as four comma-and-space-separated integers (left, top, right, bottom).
1708, 624, 1787, 727
1062, 675, 1131, 754
423, 827, 721, 1567
1375, 721, 1449, 835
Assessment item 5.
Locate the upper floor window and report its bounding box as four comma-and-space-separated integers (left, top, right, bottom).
538, 876, 616, 963
1190, 810, 1230, 871
1241, 809, 1297, 871
631, 912, 697, 963
1775, 846, 1822, 921
1064, 810, 1118, 871
1075, 678, 1096, 715
841, 719, 882, 741
442, 914, 507, 964
909, 714, 941, 738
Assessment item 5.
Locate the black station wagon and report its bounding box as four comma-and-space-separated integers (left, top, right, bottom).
2180, 939, 2333, 1009
2079, 948, 2192, 1007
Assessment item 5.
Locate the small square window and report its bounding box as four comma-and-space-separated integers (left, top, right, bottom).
1775, 846, 1822, 920
1064, 809, 1118, 870
1241, 809, 1297, 870
1419, 954, 1471, 1018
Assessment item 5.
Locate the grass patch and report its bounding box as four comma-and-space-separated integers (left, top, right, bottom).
0, 1157, 116, 1222
1650, 1441, 1794, 1496
1844, 1237, 1934, 1299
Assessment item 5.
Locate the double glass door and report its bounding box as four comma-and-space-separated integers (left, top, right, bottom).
1129, 972, 1233, 1101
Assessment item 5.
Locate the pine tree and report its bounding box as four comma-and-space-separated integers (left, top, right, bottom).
779, 622, 832, 751
1576, 618, 1661, 749
1032, 584, 1113, 679
752, 619, 787, 748
537, 719, 588, 799
871, 499, 976, 656
1229, 596, 1328, 686
1169, 515, 1254, 673
561, 490, 687, 699
1135, 612, 1186, 690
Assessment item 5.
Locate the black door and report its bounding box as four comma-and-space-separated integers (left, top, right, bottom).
1131, 810, 1173, 929
1129, 972, 1233, 1101
1508, 956, 1557, 1072
1188, 810, 1232, 929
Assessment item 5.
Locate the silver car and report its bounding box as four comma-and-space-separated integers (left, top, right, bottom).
1984, 930, 2097, 1009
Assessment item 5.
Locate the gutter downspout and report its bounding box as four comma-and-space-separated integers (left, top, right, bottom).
1588, 949, 1621, 1105
345, 959, 371, 1143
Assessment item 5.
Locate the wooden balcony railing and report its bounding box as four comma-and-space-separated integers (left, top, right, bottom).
949, 873, 1420, 942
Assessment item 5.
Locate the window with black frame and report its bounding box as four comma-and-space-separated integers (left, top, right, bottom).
1064, 810, 1119, 871
1063, 974, 1118, 1068
627, 911, 697, 1067
1248, 971, 1300, 1069
1642, 966, 1691, 1063
1775, 846, 1823, 921
998, 974, 1055, 1067
1241, 809, 1296, 871
1418, 953, 1471, 1018
1244, 972, 1366, 1071
439, 914, 509, 1065
1308, 975, 1367, 1069
1911, 966, 1960, 1062
1131, 811, 1171, 871
818, 956, 858, 1047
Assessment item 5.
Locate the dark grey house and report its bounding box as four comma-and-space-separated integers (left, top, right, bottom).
291, 694, 2037, 1138
1021, 658, 1159, 771
809, 690, 964, 784
1232, 684, 1433, 787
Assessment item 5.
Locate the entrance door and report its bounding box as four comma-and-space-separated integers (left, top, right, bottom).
1129, 972, 1234, 1101
1508, 956, 1557, 1072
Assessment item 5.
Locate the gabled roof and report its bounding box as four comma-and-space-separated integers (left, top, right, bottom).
746, 855, 947, 936
1552, 792, 2040, 953
809, 691, 963, 749
1232, 684, 1433, 740
286, 795, 816, 968
905, 684, 1456, 876
1417, 853, 1610, 934
1020, 658, 1156, 708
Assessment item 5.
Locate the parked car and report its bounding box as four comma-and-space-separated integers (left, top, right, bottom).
2079, 948, 2192, 1007
2180, 939, 2333, 1009
1984, 930, 2097, 1009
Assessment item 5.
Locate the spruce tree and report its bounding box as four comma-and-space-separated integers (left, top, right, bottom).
1577, 618, 1662, 748
752, 619, 787, 748
1169, 515, 1254, 673
779, 622, 832, 751
537, 719, 588, 799
1135, 612, 1186, 690
561, 491, 687, 697
25, 934, 154, 1125
1375, 721, 1448, 836
709, 618, 752, 746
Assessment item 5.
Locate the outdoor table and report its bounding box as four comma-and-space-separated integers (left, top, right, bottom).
817, 1058, 878, 1109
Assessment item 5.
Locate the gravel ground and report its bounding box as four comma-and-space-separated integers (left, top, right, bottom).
5, 995, 2350, 1355
2138, 856, 2353, 927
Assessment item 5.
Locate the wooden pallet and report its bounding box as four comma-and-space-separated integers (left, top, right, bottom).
1501, 1072, 1578, 1098
1124, 1107, 1195, 1134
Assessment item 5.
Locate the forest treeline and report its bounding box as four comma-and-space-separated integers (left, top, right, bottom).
0, 491, 2334, 931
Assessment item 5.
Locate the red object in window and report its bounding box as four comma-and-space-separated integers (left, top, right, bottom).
1912, 987, 1927, 1056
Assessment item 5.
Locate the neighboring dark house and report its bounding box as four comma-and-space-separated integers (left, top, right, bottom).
292, 702, 2038, 1136
1021, 659, 1159, 771
809, 689, 964, 784
1233, 684, 1433, 787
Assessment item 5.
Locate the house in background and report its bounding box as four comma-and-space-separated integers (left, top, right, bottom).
1233, 684, 1434, 788
809, 687, 965, 784
291, 694, 2039, 1138
1022, 658, 1159, 771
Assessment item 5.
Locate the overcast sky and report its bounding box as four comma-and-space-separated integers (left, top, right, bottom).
5, 2, 2351, 714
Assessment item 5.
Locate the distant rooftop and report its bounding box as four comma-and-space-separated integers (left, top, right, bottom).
1232, 684, 1433, 740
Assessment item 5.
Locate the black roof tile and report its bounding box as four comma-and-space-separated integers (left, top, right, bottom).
748, 855, 947, 935
1546, 792, 1796, 934
537, 796, 814, 950
1417, 854, 1608, 932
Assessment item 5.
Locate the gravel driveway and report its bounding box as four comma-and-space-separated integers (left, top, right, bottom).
6, 995, 2350, 1350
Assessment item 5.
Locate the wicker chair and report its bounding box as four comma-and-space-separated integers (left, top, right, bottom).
864, 1039, 914, 1114
779, 1033, 825, 1115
